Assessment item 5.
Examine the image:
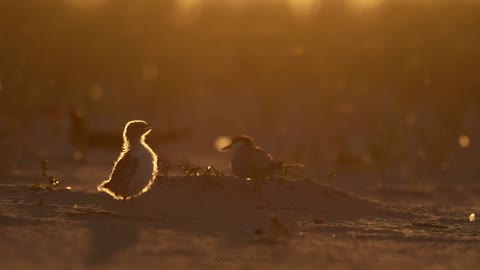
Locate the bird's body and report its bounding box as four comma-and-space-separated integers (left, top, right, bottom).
98, 120, 158, 203
222, 136, 295, 179
230, 144, 281, 179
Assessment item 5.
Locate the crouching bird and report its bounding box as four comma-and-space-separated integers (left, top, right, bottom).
221, 135, 302, 180
98, 120, 158, 206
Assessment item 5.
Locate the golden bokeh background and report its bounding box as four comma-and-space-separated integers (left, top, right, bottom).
0, 0, 479, 190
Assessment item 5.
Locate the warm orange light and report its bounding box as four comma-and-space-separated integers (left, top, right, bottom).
287, 0, 316, 15
73, 151, 84, 161
348, 0, 383, 9
68, 0, 109, 9
404, 114, 417, 126
459, 135, 470, 148
179, 0, 382, 14
470, 213, 476, 222
214, 136, 232, 152
89, 84, 103, 101
178, 0, 199, 10
142, 65, 159, 81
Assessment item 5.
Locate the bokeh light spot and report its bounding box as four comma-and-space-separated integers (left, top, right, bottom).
214, 136, 231, 152
68, 0, 109, 9
347, 0, 383, 10
287, 0, 315, 15
89, 84, 103, 101
291, 45, 305, 56
47, 79, 57, 87
73, 151, 84, 161
469, 213, 475, 222
178, 0, 200, 10
336, 101, 354, 113
404, 114, 416, 126
142, 65, 159, 80
458, 135, 470, 148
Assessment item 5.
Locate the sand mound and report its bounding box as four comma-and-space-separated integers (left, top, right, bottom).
0, 176, 385, 232
149, 176, 379, 218
1, 177, 478, 270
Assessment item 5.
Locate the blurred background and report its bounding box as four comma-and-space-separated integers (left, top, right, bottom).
0, 0, 479, 204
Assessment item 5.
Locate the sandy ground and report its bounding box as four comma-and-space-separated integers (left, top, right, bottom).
1, 122, 479, 269
0, 173, 479, 270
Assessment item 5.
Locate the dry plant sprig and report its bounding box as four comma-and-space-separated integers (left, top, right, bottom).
202, 166, 224, 176
41, 160, 60, 190
178, 162, 198, 176
38, 197, 44, 206
160, 164, 173, 177
277, 166, 316, 183
159, 163, 225, 177
270, 214, 290, 237
183, 166, 202, 176
176, 162, 225, 177
328, 167, 338, 186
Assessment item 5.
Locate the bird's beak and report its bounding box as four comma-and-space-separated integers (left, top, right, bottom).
144, 124, 159, 131
221, 144, 232, 151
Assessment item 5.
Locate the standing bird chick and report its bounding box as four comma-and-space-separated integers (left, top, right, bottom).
98, 120, 158, 205
221, 135, 302, 179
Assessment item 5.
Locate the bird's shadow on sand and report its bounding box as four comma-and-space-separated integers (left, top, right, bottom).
85, 219, 140, 265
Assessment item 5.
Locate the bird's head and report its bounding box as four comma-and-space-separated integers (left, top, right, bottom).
221, 135, 254, 151
123, 120, 154, 141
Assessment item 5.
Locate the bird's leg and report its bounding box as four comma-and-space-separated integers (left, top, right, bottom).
131, 196, 134, 206
253, 178, 263, 203
257, 181, 263, 200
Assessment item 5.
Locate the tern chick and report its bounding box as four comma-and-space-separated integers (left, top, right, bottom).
221, 135, 302, 179
98, 120, 158, 205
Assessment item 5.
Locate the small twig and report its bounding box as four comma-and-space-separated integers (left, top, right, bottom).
160, 164, 173, 177
41, 160, 60, 190
278, 166, 316, 183
328, 167, 337, 186
202, 166, 224, 176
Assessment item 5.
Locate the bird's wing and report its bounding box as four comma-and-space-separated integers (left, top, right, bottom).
251, 147, 274, 168
104, 152, 138, 190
